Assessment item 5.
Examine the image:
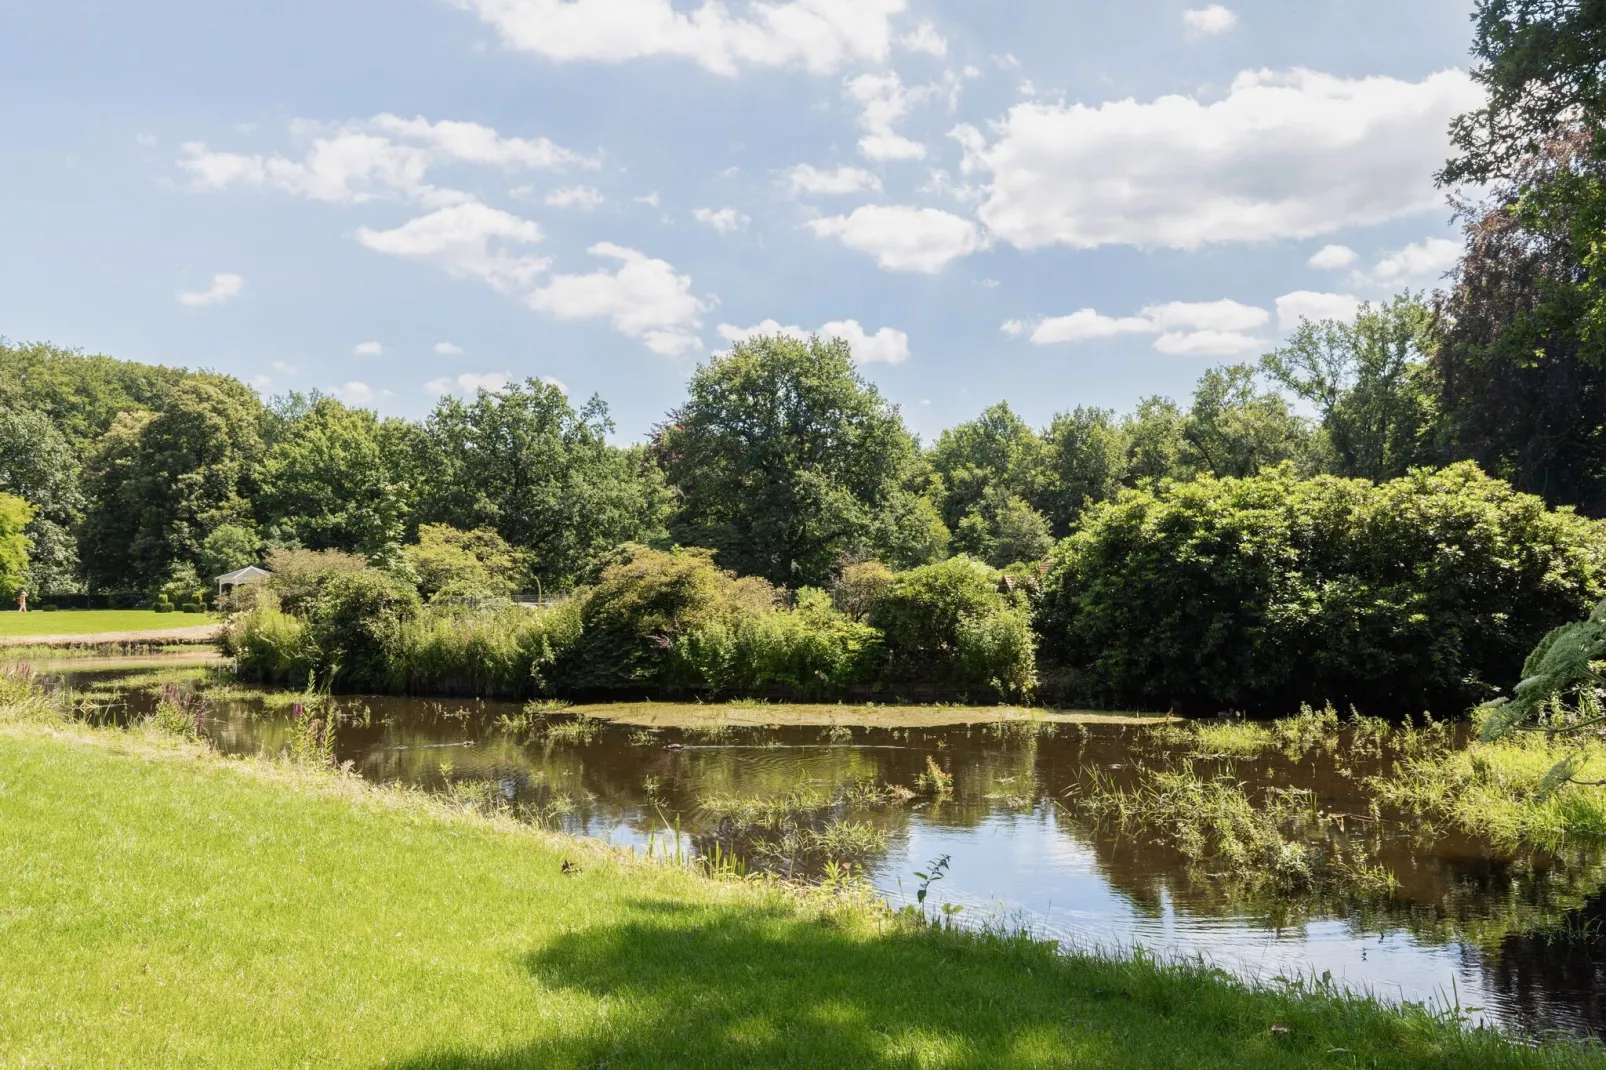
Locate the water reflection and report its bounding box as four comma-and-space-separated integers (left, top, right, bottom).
46, 666, 1606, 1041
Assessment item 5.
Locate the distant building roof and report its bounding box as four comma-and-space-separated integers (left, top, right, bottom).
215, 565, 272, 585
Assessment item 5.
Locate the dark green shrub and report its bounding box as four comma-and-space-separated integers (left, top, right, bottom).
153, 595, 174, 614
222, 593, 315, 685
304, 569, 421, 689
1037, 462, 1606, 713
870, 556, 1036, 698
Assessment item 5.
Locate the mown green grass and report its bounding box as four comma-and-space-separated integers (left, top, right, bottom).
0, 721, 1599, 1068
0, 609, 214, 637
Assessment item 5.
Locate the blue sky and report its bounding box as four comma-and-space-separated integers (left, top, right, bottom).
0, 0, 1479, 442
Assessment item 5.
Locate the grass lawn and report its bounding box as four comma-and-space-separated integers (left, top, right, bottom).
0, 718, 1599, 1068
0, 609, 213, 637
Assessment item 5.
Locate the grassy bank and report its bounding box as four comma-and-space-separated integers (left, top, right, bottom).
0, 717, 1599, 1067
0, 608, 214, 637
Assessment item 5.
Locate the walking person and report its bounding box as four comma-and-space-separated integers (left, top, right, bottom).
16, 588, 26, 613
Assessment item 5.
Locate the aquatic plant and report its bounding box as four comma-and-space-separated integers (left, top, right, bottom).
149, 684, 210, 740
1064, 761, 1396, 898
542, 715, 601, 746
1271, 703, 1341, 755
914, 755, 954, 797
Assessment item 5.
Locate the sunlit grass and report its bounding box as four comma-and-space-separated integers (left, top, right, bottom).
0, 609, 215, 637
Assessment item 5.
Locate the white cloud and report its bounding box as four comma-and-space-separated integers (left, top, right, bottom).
1276, 290, 1362, 329
545, 185, 605, 210
1022, 298, 1270, 355
136, 133, 157, 147
783, 163, 882, 195
450, 0, 907, 76
1152, 330, 1263, 356
530, 242, 711, 355
634, 192, 661, 208
1308, 243, 1358, 269
847, 71, 930, 161
179, 114, 591, 206
1182, 5, 1237, 34
716, 317, 910, 364
355, 202, 549, 290
901, 21, 947, 57
434, 342, 465, 356
541, 375, 569, 393
1141, 299, 1268, 332
807, 204, 984, 272
964, 68, 1482, 251
424, 371, 511, 395
353, 341, 384, 356
271, 360, 299, 375
1369, 236, 1459, 282
693, 206, 750, 233
1030, 309, 1157, 344
330, 381, 375, 404
176, 273, 243, 307
250, 374, 272, 389
367, 114, 593, 170
1000, 319, 1025, 337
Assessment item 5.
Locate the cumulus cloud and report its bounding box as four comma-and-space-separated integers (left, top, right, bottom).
1182, 5, 1236, 34
961, 68, 1482, 251
176, 273, 243, 307
449, 0, 907, 76
693, 206, 750, 233
783, 163, 882, 195
434, 342, 465, 355
529, 242, 711, 355
847, 71, 930, 161
716, 318, 910, 363
1020, 298, 1269, 355
1369, 236, 1459, 282
424, 371, 511, 395
179, 114, 592, 206
1276, 290, 1362, 329
807, 204, 984, 272
1308, 243, 1358, 269
330, 381, 375, 404
541, 375, 569, 393
353, 341, 384, 356
355, 202, 550, 290
901, 21, 947, 56
271, 360, 299, 375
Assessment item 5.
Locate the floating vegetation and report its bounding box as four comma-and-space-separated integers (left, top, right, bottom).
627, 728, 660, 747
1369, 732, 1606, 850
1063, 761, 1396, 899
148, 684, 210, 740
1271, 703, 1341, 755
984, 716, 1059, 743
914, 755, 953, 797
1191, 720, 1273, 756
683, 723, 735, 744
820, 723, 854, 744
542, 714, 600, 745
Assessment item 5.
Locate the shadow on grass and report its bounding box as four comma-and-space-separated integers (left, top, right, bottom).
389, 897, 1584, 1070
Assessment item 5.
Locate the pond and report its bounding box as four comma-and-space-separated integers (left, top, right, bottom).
48, 661, 1606, 1043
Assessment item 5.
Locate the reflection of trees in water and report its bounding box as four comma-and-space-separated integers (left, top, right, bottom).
1475, 888, 1606, 1039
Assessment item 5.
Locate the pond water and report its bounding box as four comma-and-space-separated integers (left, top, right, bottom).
48, 663, 1606, 1043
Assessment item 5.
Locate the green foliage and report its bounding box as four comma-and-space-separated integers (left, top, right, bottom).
0, 493, 34, 601
390, 601, 584, 697
1183, 364, 1313, 479
659, 335, 928, 588
261, 546, 370, 616
416, 379, 666, 593
258, 395, 417, 556
78, 376, 264, 590
0, 339, 190, 451
1038, 462, 1606, 713
1041, 406, 1128, 532
0, 406, 84, 595
871, 556, 1035, 698
403, 523, 524, 601
197, 523, 261, 581
304, 569, 421, 689
1262, 295, 1438, 482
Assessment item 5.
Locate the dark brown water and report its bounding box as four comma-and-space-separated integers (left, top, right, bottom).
50, 665, 1606, 1043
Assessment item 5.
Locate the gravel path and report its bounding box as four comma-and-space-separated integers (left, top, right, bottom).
0, 624, 222, 648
